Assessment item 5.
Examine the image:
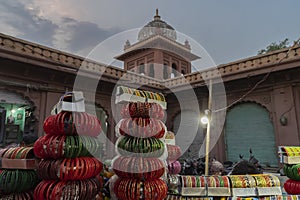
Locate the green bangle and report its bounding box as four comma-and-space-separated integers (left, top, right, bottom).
15, 148, 23, 159
81, 135, 89, 156
88, 136, 95, 155
9, 170, 15, 193
12, 170, 19, 193
83, 135, 92, 156
69, 136, 76, 158
74, 136, 80, 157
65, 136, 72, 158
8, 170, 16, 193
78, 135, 87, 156
64, 136, 69, 157
82, 136, 90, 155
19, 170, 26, 192
72, 136, 78, 157
133, 137, 138, 153
3, 170, 9, 193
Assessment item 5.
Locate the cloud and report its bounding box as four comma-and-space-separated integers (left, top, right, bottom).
0, 1, 57, 45
53, 17, 120, 56
2, 0, 299, 66
0, 1, 121, 59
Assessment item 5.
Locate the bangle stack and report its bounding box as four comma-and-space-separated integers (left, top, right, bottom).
117, 136, 165, 157
44, 111, 102, 136
117, 118, 166, 138
284, 179, 300, 194
0, 146, 39, 199
166, 144, 182, 162
0, 191, 34, 199
164, 131, 182, 195
252, 174, 279, 188
37, 157, 103, 181
229, 175, 256, 188
34, 108, 104, 200
114, 89, 168, 200
167, 160, 181, 175
34, 135, 103, 159
34, 178, 101, 199
0, 169, 39, 194
1, 146, 34, 159
118, 86, 166, 102
114, 178, 168, 200
121, 102, 165, 119
113, 156, 165, 180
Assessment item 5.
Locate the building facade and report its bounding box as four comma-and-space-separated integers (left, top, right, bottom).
1, 12, 300, 167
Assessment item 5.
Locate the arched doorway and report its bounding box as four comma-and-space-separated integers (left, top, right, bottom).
0, 90, 36, 146
225, 102, 278, 167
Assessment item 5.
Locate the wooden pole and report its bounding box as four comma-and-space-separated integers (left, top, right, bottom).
205, 79, 213, 176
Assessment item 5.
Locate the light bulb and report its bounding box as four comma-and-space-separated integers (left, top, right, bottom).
200, 116, 209, 125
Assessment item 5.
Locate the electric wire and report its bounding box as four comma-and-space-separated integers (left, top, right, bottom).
212, 37, 300, 113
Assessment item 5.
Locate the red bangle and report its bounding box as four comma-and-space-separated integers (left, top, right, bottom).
85, 157, 94, 179
55, 112, 63, 135
51, 180, 65, 199
74, 158, 80, 179
10, 147, 21, 159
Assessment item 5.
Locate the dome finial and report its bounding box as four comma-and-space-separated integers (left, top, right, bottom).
154, 8, 160, 21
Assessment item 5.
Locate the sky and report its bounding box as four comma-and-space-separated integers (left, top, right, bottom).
1, 0, 300, 69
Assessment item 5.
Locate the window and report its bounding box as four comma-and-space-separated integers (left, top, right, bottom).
149, 63, 154, 77
163, 64, 168, 79
139, 63, 145, 75
172, 63, 177, 77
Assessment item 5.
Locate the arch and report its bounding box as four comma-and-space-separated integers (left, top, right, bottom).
225, 102, 278, 167
227, 100, 273, 121
0, 89, 35, 106
0, 89, 36, 145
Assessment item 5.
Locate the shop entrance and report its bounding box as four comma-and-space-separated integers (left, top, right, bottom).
225, 102, 278, 167
0, 91, 36, 147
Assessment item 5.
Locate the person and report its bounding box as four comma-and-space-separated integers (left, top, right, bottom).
102, 159, 114, 199
7, 114, 14, 124
210, 159, 224, 175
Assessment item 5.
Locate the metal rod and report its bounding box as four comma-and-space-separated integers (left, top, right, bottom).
205, 79, 213, 176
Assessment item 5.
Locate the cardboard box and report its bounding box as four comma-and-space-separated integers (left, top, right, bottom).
115, 92, 167, 109
278, 146, 300, 164
180, 187, 207, 197
229, 175, 257, 197
283, 155, 300, 164
51, 91, 85, 114
231, 188, 257, 197
1, 158, 38, 169
256, 186, 282, 196
207, 187, 231, 197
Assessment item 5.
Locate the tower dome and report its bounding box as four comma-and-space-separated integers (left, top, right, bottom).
138, 9, 177, 41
